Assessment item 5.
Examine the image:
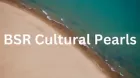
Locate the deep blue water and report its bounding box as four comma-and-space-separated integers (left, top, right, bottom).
21, 0, 140, 78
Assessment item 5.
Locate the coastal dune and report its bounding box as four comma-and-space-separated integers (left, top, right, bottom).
0, 1, 117, 78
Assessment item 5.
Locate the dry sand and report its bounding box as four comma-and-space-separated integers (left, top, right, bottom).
0, 1, 120, 78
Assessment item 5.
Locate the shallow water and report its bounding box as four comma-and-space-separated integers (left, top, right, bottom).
21, 0, 140, 78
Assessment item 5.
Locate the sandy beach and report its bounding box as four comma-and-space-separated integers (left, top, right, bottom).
0, 1, 121, 78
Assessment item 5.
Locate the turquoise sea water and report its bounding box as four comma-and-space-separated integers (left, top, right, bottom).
21, 0, 139, 78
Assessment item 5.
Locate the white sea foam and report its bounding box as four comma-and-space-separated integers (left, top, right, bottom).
120, 73, 124, 76
111, 67, 115, 71
47, 16, 52, 20
41, 10, 69, 30
65, 25, 69, 28
105, 60, 108, 62
107, 63, 116, 72
53, 20, 65, 26
21, 3, 32, 9
42, 10, 48, 15
61, 18, 64, 21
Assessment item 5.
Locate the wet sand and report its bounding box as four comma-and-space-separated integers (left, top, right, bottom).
0, 0, 121, 78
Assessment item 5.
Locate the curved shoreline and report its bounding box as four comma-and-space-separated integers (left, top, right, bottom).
0, 0, 125, 78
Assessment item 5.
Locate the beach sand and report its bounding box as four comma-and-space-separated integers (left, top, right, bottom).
0, 1, 121, 78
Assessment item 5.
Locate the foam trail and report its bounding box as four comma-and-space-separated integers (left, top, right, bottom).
65, 25, 69, 28
47, 16, 52, 20
42, 10, 48, 15
53, 20, 65, 26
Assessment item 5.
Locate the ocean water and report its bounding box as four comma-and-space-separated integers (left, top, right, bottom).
21, 0, 140, 78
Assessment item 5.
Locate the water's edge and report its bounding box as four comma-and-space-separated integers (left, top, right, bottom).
0, 0, 132, 78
